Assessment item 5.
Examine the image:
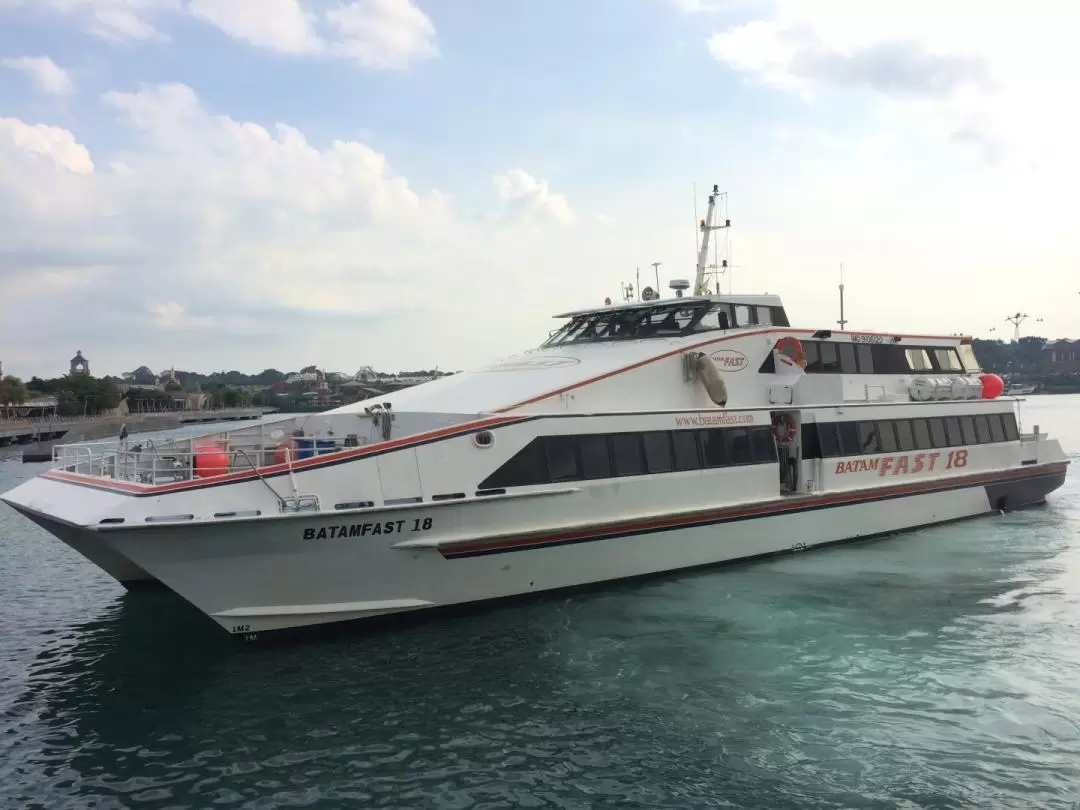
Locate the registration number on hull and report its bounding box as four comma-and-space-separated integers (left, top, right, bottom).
302, 517, 433, 540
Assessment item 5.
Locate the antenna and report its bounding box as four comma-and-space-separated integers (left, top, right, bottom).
636, 267, 641, 301
693, 184, 731, 296
651, 262, 662, 297
837, 263, 848, 330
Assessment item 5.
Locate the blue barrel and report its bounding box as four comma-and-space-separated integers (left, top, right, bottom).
315, 439, 336, 455
296, 438, 315, 459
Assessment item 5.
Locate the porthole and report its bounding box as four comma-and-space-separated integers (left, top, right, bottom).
474, 430, 495, 448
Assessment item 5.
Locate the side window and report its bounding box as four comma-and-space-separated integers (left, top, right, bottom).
838, 343, 858, 374
545, 436, 580, 482
479, 439, 548, 489
837, 422, 860, 455
933, 349, 963, 372
611, 433, 645, 476
643, 432, 674, 473
988, 414, 1005, 443
928, 418, 948, 448
974, 414, 992, 444
1002, 413, 1020, 441
856, 344, 874, 374
802, 423, 822, 459
755, 306, 773, 326
734, 304, 754, 327
750, 426, 777, 463
944, 416, 963, 447
803, 341, 822, 373
912, 419, 932, 450
725, 427, 754, 464
960, 416, 977, 445
672, 431, 702, 470
700, 430, 727, 468
857, 421, 881, 454
771, 307, 791, 327
579, 435, 611, 479
905, 348, 932, 371
894, 419, 915, 451
819, 343, 840, 373
877, 421, 898, 452
818, 423, 841, 457
871, 345, 909, 373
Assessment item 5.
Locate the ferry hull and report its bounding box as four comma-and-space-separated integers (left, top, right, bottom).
65, 463, 1066, 638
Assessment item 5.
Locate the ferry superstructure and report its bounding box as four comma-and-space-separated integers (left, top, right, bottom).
0, 187, 1068, 639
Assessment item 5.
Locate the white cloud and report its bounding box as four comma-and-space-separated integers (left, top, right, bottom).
493, 169, 576, 226
0, 118, 94, 173
326, 0, 438, 69
18, 0, 438, 68
1, 56, 74, 95
0, 86, 607, 377
187, 0, 322, 55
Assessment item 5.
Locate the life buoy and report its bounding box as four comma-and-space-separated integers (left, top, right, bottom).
774, 336, 807, 371
772, 413, 797, 445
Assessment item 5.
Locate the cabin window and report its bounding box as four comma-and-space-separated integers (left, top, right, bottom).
672, 431, 703, 470
734, 304, 755, 327
546, 436, 580, 482
911, 419, 932, 450
857, 421, 881, 454
802, 423, 823, 459
751, 427, 778, 463
974, 414, 993, 444
580, 435, 611, 479
877, 420, 898, 452
871, 344, 909, 374
725, 427, 754, 465
838, 343, 858, 374
755, 306, 773, 326
611, 433, 645, 476
933, 349, 963, 372
803, 341, 822, 373
944, 416, 963, 446
643, 431, 675, 474
928, 418, 948, 448
837, 421, 860, 455
905, 349, 932, 372
700, 429, 727, 467
894, 419, 915, 451
771, 307, 791, 327
1002, 413, 1019, 441
959, 416, 977, 445
819, 343, 841, 373
988, 413, 1006, 443
694, 303, 734, 332
818, 422, 841, 457
957, 343, 981, 372
856, 344, 874, 374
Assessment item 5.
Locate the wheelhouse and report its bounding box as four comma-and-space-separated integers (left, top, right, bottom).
541, 295, 791, 348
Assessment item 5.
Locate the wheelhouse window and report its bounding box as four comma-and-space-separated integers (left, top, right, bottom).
906, 349, 932, 372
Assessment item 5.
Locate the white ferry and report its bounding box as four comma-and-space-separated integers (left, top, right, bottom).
1, 186, 1069, 639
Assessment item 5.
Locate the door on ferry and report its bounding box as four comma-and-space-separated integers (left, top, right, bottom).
771, 411, 800, 494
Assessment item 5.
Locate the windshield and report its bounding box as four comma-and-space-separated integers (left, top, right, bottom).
542, 301, 735, 347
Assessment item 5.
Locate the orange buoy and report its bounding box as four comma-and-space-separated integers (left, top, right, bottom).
979, 373, 1005, 400
193, 446, 230, 478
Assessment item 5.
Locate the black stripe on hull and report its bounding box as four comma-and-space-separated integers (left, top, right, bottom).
443, 467, 1068, 559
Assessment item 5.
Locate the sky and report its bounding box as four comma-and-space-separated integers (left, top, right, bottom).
0, 0, 1077, 379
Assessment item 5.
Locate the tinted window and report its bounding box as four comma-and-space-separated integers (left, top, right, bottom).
755, 306, 773, 326
819, 343, 840, 372
872, 345, 909, 373
906, 349, 932, 371
988, 414, 1005, 443
928, 418, 948, 448
545, 436, 579, 482
725, 428, 753, 465
818, 422, 841, 457
933, 349, 963, 372
611, 433, 645, 476
802, 423, 822, 459
856, 344, 874, 373
642, 432, 674, 473
803, 341, 822, 373
878, 420, 898, 452
974, 415, 992, 444
771, 307, 791, 327
480, 439, 547, 489
698, 430, 725, 467
960, 416, 977, 445
672, 431, 702, 470
894, 419, 915, 451
750, 427, 777, 463
734, 305, 754, 327
912, 419, 932, 450
837, 422, 860, 455
945, 416, 963, 446
579, 435, 611, 479
1002, 413, 1019, 441
857, 421, 881, 454
839, 343, 858, 374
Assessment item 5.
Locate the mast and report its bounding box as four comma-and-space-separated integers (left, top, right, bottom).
694, 184, 731, 296
837, 263, 848, 330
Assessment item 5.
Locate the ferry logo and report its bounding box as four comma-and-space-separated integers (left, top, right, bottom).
708, 349, 749, 372
480, 356, 582, 372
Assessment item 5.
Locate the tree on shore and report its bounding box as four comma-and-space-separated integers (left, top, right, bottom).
0, 375, 29, 405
